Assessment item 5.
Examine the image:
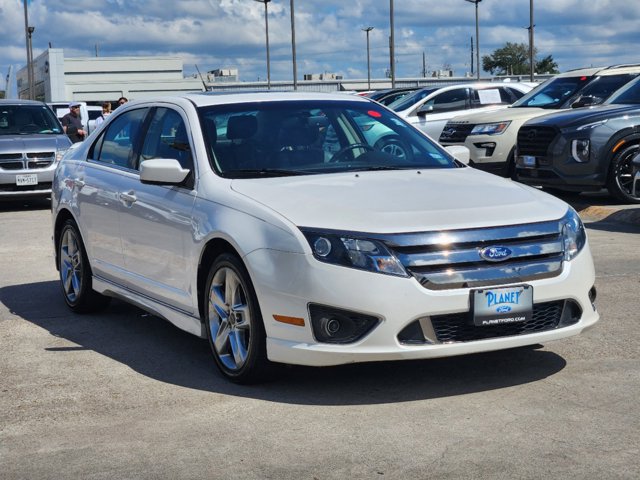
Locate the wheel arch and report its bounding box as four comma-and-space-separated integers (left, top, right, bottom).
197, 238, 241, 321
602, 129, 640, 173
53, 208, 77, 272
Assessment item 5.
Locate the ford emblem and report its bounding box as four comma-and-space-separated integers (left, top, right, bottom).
479, 246, 513, 262
496, 305, 512, 313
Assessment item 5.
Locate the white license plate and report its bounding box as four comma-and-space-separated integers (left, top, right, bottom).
15, 174, 38, 186
472, 285, 533, 326
521, 155, 536, 168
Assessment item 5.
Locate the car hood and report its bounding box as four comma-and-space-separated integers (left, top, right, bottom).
0, 134, 71, 153
449, 107, 557, 125
230, 168, 568, 233
524, 104, 640, 129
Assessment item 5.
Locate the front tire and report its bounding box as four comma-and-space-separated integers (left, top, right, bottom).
204, 253, 269, 383
58, 219, 111, 313
607, 143, 640, 204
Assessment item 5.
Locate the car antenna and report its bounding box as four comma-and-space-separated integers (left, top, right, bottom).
194, 65, 209, 92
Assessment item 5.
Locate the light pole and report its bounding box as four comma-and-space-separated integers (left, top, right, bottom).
290, 0, 297, 90
253, 0, 271, 89
23, 0, 35, 100
465, 0, 482, 80
528, 0, 535, 82
389, 0, 395, 88
362, 27, 374, 90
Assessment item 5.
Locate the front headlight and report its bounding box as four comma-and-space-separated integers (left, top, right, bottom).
571, 139, 590, 162
301, 229, 408, 277
562, 208, 586, 261
470, 121, 511, 135
55, 148, 69, 162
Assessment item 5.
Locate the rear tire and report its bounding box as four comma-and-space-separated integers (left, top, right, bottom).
204, 253, 270, 384
607, 143, 640, 204
58, 219, 111, 313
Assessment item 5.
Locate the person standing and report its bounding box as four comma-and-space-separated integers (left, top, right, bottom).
94, 102, 112, 128
61, 102, 86, 143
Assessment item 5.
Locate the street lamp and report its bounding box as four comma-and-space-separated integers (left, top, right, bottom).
290, 0, 297, 90
465, 0, 482, 80
253, 0, 271, 90
362, 27, 374, 90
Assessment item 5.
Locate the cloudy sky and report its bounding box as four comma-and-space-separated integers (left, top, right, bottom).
1, 0, 639, 89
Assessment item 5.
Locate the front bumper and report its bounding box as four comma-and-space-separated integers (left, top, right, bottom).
0, 165, 56, 199
246, 245, 599, 367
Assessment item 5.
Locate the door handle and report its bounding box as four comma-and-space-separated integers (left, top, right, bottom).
119, 191, 137, 204
73, 178, 85, 188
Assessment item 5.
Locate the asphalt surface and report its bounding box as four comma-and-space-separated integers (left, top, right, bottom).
0, 194, 638, 480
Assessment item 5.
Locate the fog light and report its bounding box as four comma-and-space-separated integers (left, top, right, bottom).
474, 142, 496, 157
309, 304, 380, 344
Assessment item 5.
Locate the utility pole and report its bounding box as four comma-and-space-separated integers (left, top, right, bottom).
389, 0, 396, 88
290, 0, 297, 90
422, 52, 426, 78
528, 0, 535, 82
470, 36, 474, 77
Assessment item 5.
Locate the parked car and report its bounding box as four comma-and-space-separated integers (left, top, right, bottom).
439, 64, 640, 176
366, 87, 421, 106
0, 99, 72, 200
387, 82, 534, 139
515, 75, 640, 203
52, 92, 599, 383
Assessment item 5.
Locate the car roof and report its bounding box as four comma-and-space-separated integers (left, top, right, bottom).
0, 99, 47, 106
555, 64, 640, 78
132, 91, 375, 108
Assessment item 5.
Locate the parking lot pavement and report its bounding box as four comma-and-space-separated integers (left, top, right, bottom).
0, 197, 638, 480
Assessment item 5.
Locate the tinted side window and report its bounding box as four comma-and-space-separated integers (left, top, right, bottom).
425, 88, 469, 113
140, 108, 193, 170
470, 88, 513, 109
576, 73, 639, 105
95, 108, 148, 169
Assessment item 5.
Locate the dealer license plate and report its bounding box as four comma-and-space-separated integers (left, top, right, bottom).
15, 174, 38, 186
472, 285, 533, 326
520, 155, 536, 168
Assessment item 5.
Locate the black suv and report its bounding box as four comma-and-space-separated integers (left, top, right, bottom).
515, 76, 640, 203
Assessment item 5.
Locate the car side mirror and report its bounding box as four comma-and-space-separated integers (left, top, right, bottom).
444, 145, 470, 165
571, 95, 598, 108
417, 105, 434, 116
139, 159, 190, 185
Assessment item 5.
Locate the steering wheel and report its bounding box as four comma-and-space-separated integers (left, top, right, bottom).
329, 143, 374, 163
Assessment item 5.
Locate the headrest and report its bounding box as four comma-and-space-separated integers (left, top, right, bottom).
227, 115, 257, 140
278, 117, 319, 147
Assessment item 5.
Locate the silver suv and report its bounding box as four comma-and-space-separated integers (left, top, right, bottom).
0, 99, 72, 200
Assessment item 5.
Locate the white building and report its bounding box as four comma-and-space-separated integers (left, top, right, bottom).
17, 48, 205, 102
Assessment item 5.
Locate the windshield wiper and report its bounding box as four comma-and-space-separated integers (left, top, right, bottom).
224, 168, 307, 178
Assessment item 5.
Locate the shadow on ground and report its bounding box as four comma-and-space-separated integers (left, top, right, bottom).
1, 280, 568, 405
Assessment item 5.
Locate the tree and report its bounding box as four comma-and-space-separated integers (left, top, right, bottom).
482, 42, 559, 75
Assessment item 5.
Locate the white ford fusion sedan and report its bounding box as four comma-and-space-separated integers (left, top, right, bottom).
52, 92, 599, 383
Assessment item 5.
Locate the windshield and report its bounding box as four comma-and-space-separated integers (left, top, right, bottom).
606, 76, 640, 105
199, 100, 457, 179
387, 87, 439, 111
511, 75, 593, 109
0, 104, 63, 135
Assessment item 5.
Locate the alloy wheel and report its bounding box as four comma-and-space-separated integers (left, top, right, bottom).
60, 228, 83, 303
207, 266, 252, 372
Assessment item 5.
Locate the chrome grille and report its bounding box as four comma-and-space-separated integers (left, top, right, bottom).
0, 152, 54, 170
381, 220, 564, 290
